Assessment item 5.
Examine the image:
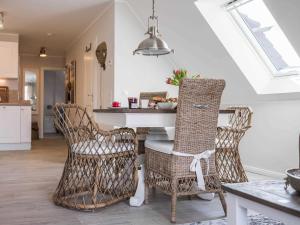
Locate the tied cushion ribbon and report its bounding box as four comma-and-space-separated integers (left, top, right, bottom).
172, 150, 215, 191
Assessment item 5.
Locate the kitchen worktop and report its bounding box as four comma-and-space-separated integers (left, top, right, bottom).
0, 100, 31, 106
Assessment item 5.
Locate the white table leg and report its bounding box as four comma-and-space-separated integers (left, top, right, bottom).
146, 127, 174, 140
130, 127, 174, 207
129, 165, 145, 207
197, 193, 215, 201
227, 193, 248, 225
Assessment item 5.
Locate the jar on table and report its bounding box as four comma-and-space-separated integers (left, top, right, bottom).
128, 97, 138, 109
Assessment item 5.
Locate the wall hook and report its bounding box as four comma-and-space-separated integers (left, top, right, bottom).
85, 43, 92, 52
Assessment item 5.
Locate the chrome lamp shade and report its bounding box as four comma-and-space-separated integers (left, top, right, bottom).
133, 0, 174, 57
134, 35, 173, 56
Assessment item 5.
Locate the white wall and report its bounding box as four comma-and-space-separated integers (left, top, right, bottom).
128, 0, 300, 176
66, 0, 300, 175
240, 100, 300, 176
67, 0, 179, 109
114, 2, 178, 107
264, 0, 300, 56
66, 2, 115, 109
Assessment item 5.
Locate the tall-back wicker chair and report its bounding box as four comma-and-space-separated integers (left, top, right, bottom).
216, 106, 253, 183
144, 79, 226, 223
53, 104, 138, 210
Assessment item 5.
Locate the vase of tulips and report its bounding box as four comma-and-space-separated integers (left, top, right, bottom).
166, 69, 200, 86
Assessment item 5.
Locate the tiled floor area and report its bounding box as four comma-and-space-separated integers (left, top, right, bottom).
0, 137, 274, 225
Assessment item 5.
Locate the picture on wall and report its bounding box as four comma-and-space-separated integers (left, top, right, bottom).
65, 61, 76, 104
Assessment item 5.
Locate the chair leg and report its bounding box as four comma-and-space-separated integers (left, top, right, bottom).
152, 187, 156, 195
171, 193, 177, 223
218, 191, 227, 216
92, 167, 99, 204
144, 182, 149, 205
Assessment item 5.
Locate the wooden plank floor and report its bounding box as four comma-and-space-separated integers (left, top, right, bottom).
0, 137, 226, 225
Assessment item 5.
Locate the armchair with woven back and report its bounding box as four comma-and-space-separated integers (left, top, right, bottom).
216, 106, 253, 183
52, 104, 138, 210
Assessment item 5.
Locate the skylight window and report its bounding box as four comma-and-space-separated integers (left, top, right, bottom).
228, 0, 300, 76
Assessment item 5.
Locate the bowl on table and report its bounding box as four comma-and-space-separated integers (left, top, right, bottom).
157, 102, 177, 109
286, 168, 300, 193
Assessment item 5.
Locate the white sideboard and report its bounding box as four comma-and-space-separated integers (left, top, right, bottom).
0, 105, 31, 150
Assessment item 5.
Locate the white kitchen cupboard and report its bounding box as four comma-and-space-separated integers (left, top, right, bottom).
20, 106, 31, 143
0, 105, 31, 150
0, 106, 20, 143
0, 41, 19, 78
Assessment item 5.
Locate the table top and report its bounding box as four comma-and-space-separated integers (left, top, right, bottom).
93, 108, 235, 114
223, 180, 300, 218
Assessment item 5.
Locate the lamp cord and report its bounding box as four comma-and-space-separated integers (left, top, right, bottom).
152, 0, 156, 19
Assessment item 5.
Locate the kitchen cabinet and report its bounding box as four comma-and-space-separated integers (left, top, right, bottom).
0, 41, 19, 78
0, 105, 31, 150
20, 106, 32, 143
0, 106, 20, 143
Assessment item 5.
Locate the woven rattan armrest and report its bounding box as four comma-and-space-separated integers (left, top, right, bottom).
217, 126, 249, 133
109, 127, 136, 136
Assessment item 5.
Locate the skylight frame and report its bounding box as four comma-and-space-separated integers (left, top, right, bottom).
226, 0, 300, 77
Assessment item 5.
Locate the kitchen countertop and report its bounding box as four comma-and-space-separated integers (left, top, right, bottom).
0, 100, 31, 106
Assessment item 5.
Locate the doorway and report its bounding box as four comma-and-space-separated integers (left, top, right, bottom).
42, 69, 65, 137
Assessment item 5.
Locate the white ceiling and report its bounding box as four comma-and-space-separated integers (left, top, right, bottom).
0, 0, 110, 56
0, 0, 299, 58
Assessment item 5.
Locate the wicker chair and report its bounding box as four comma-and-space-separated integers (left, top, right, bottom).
53, 104, 138, 210
144, 79, 226, 223
216, 106, 253, 183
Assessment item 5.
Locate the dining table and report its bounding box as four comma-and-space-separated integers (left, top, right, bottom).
93, 107, 234, 130
93, 107, 235, 206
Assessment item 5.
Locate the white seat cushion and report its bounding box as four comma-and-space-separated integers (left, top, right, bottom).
146, 127, 175, 141
145, 140, 174, 155
72, 141, 134, 155
146, 134, 170, 141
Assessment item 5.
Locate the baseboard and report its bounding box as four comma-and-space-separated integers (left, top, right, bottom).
244, 165, 286, 179
0, 143, 31, 151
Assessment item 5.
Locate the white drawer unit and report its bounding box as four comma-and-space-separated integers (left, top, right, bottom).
0, 105, 31, 150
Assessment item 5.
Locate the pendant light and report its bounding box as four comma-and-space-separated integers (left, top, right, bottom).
39, 33, 53, 57
0, 12, 4, 30
133, 0, 174, 56
39, 47, 47, 57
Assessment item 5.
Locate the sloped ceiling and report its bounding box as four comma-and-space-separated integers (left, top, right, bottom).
264, 0, 300, 56
128, 0, 255, 103
128, 0, 300, 101
0, 0, 110, 56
